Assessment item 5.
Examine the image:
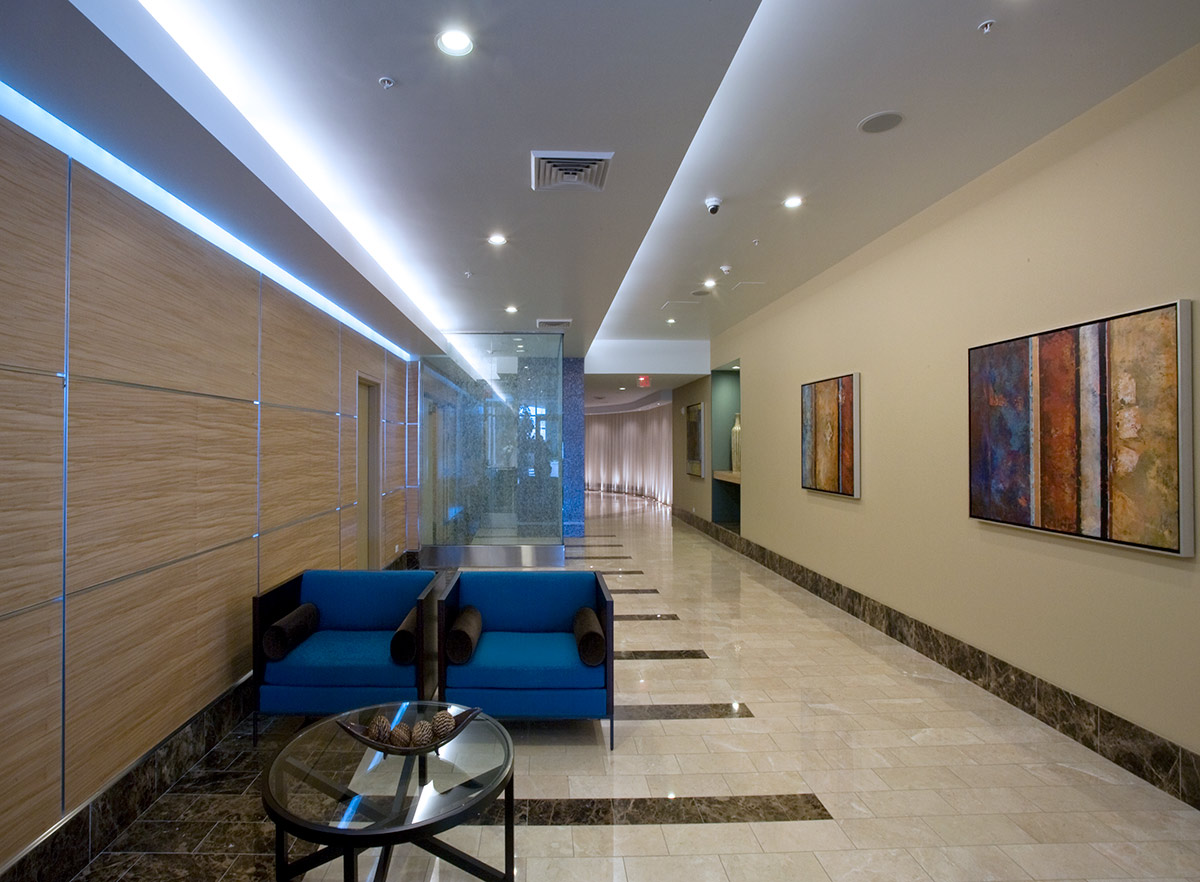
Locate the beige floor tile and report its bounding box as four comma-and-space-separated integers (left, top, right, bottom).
646, 773, 732, 797
858, 789, 958, 817
818, 747, 897, 769
478, 824, 573, 859
999, 842, 1128, 879
815, 847, 935, 882
750, 819, 855, 851
623, 853, 731, 882
815, 792, 877, 819
748, 750, 829, 772
674, 752, 757, 774
938, 787, 1043, 815
721, 851, 833, 882
1092, 809, 1200, 841
607, 754, 684, 776
634, 736, 711, 755
801, 768, 891, 792
838, 817, 946, 848
922, 814, 1038, 847
525, 856, 628, 882
1014, 785, 1109, 812
701, 732, 781, 753
948, 764, 1048, 789
659, 719, 734, 737
874, 765, 967, 790
1005, 811, 1122, 844
908, 845, 1032, 882
572, 825, 670, 857
662, 822, 761, 855
514, 775, 571, 799
568, 775, 650, 798
1090, 839, 1200, 877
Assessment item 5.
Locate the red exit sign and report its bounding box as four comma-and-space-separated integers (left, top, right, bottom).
637, 375, 651, 388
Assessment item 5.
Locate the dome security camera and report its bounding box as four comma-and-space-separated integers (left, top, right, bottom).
705, 196, 722, 215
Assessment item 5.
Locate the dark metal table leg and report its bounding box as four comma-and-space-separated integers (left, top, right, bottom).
275, 826, 288, 882
505, 777, 514, 881
343, 847, 359, 882
371, 845, 394, 882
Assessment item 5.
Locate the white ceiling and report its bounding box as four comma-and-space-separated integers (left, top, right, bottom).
9, 1, 1200, 400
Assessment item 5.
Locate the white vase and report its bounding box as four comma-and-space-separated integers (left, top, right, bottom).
730, 412, 742, 472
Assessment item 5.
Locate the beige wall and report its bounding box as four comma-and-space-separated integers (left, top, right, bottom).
712, 48, 1200, 752
0, 116, 421, 866
672, 376, 712, 521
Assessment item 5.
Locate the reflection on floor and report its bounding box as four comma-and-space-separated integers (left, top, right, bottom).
74, 492, 1200, 881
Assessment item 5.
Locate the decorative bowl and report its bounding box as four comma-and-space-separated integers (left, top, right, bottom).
337, 707, 482, 756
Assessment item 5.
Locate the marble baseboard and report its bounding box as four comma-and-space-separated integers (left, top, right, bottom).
0, 680, 254, 882
671, 506, 1200, 812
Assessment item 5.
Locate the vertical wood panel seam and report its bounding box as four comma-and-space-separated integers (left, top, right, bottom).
59, 156, 71, 817
256, 273, 262, 594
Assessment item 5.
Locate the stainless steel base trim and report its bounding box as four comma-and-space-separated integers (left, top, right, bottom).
418, 545, 566, 568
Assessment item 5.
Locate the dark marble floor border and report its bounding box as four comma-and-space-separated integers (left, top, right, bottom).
614, 613, 680, 621
672, 506, 1200, 811
0, 680, 255, 882
615, 703, 754, 720
598, 570, 645, 576
608, 587, 656, 594
565, 554, 633, 560
614, 649, 709, 660
469, 793, 829, 826
566, 534, 617, 541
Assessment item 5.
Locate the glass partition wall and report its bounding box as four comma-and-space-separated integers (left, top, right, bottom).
419, 333, 564, 567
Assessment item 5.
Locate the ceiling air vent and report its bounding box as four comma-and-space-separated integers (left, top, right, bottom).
531, 151, 614, 191
536, 318, 572, 331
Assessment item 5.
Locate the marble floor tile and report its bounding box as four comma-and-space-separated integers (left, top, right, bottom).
66, 493, 1200, 882
661, 822, 761, 854
999, 842, 1129, 879
814, 847, 935, 882
721, 851, 834, 882
907, 845, 1032, 882
837, 817, 947, 849
571, 825, 669, 856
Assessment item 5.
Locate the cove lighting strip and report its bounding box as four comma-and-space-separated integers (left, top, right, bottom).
0, 79, 412, 361
134, 0, 445, 331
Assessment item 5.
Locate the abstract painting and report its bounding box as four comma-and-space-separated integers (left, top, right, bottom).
801, 373, 860, 497
685, 402, 703, 477
969, 301, 1193, 555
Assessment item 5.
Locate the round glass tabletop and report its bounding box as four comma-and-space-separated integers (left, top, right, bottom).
263, 702, 513, 846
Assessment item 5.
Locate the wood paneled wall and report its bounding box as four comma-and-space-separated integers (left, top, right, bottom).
0, 118, 421, 868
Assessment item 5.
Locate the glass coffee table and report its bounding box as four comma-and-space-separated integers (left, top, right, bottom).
262, 701, 514, 882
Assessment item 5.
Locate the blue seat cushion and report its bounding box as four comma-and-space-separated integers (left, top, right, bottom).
446, 632, 604, 690
263, 630, 415, 688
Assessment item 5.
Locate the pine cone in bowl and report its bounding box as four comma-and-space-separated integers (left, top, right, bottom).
411, 719, 434, 747
389, 722, 412, 747
366, 715, 392, 743
431, 710, 455, 739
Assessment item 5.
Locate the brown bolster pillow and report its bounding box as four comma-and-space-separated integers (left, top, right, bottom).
574, 607, 606, 667
446, 606, 482, 664
263, 603, 319, 661
390, 606, 419, 665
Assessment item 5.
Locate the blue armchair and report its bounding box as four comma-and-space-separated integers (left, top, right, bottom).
253, 569, 438, 717
436, 570, 615, 748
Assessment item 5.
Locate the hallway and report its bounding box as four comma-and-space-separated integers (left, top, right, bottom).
77, 492, 1200, 881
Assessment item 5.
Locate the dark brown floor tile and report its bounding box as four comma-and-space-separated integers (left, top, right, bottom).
112, 853, 233, 882
107, 821, 216, 854
615, 703, 753, 720
168, 770, 259, 795
139, 794, 199, 822
68, 852, 140, 882
180, 794, 268, 823
614, 614, 679, 621
194, 821, 275, 855
614, 649, 708, 660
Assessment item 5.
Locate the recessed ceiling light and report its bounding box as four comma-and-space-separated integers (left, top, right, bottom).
704, 278, 716, 288
859, 111, 904, 134
488, 233, 507, 245
666, 318, 676, 324
378, 77, 395, 90
437, 29, 474, 56
732, 365, 741, 371
618, 386, 626, 391
513, 337, 522, 341
783, 195, 803, 208
505, 305, 518, 313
